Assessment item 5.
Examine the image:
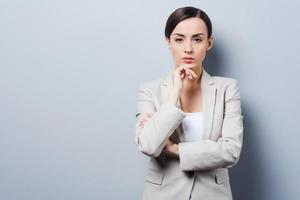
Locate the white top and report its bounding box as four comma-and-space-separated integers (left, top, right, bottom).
181, 112, 204, 142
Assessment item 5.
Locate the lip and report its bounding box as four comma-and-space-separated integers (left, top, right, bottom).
183, 60, 194, 64
182, 57, 195, 63
182, 57, 195, 60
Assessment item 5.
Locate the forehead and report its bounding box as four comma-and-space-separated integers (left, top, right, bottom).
172, 17, 207, 36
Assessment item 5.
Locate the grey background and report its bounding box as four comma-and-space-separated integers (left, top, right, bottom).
0, 1, 299, 199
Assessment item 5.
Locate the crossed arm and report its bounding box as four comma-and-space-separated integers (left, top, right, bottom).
138, 113, 180, 157
134, 80, 244, 171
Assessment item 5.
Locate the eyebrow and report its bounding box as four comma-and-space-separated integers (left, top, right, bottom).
173, 33, 204, 37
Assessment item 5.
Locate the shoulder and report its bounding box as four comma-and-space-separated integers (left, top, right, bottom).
135, 76, 165, 103
137, 76, 164, 93
212, 76, 241, 100
213, 76, 238, 86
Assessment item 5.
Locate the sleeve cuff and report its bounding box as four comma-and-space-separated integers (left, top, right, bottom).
178, 142, 189, 171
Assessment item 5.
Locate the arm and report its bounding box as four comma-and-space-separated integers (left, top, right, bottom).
178, 80, 244, 171
134, 84, 185, 157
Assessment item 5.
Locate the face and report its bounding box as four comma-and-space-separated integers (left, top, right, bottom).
166, 17, 213, 70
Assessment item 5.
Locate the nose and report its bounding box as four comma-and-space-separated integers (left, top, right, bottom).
184, 41, 193, 54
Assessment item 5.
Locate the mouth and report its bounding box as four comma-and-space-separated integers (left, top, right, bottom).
182, 57, 195, 63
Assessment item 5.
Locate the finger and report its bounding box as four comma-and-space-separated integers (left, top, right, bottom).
185, 69, 197, 79
142, 118, 151, 123
140, 117, 149, 122
183, 67, 190, 75
166, 139, 173, 145
178, 65, 190, 73
178, 67, 186, 75
179, 69, 187, 79
141, 114, 152, 121
186, 70, 191, 76
184, 70, 192, 79
140, 118, 148, 122
176, 66, 195, 79
184, 68, 195, 75
189, 70, 197, 77
146, 113, 154, 117
140, 118, 148, 123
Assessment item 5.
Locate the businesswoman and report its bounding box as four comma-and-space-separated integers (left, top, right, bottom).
134, 6, 244, 200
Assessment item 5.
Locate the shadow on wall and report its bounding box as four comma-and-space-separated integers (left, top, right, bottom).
204, 43, 267, 200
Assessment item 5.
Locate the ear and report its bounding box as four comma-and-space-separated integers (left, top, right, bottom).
165, 37, 171, 49
207, 36, 214, 51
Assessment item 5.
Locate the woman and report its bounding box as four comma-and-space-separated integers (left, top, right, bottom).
134, 6, 244, 200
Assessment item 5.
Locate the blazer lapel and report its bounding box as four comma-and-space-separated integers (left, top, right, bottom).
201, 68, 217, 139
161, 68, 217, 140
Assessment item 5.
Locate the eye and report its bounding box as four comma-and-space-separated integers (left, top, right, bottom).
175, 38, 183, 42
194, 38, 202, 43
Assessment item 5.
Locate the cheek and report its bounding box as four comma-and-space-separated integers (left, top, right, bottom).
194, 45, 208, 58
171, 48, 181, 58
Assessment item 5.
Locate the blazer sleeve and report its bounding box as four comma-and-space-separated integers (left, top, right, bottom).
178, 79, 244, 171
134, 83, 186, 157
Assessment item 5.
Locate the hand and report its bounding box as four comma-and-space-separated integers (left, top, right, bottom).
138, 113, 154, 128
167, 64, 197, 106
171, 64, 198, 91
163, 139, 179, 158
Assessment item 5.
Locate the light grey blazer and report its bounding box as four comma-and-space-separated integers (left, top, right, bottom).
134, 68, 244, 200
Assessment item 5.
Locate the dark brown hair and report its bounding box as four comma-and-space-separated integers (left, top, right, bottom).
164, 6, 212, 39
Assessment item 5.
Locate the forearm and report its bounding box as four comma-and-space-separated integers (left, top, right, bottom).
178, 115, 243, 171
178, 139, 242, 171
135, 102, 185, 157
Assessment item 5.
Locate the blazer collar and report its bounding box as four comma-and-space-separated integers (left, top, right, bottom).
162, 67, 217, 140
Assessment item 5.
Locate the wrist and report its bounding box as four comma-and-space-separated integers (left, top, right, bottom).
174, 144, 179, 156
